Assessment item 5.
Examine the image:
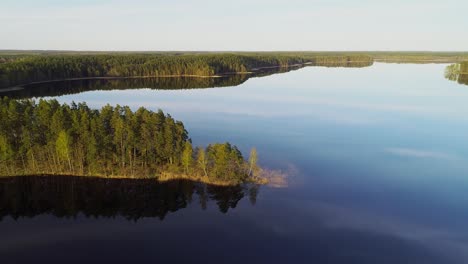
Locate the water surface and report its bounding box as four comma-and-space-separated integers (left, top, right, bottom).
2, 63, 468, 263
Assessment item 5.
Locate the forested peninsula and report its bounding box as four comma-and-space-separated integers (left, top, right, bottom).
0, 53, 373, 89
0, 97, 263, 185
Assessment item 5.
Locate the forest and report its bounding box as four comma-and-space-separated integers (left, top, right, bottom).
369, 52, 468, 63
0, 97, 261, 185
0, 53, 373, 88
1, 61, 375, 99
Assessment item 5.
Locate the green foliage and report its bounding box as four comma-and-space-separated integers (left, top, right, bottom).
56, 130, 70, 160
181, 141, 193, 174
2, 50, 468, 90
369, 52, 468, 63
206, 143, 246, 183
248, 148, 258, 177
0, 97, 256, 183
196, 147, 208, 177
0, 53, 373, 89
0, 135, 13, 163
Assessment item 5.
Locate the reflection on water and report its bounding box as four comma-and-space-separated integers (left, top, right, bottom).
0, 176, 259, 221
0, 66, 299, 98
0, 75, 248, 99
0, 61, 373, 99
3, 63, 468, 263
445, 63, 468, 85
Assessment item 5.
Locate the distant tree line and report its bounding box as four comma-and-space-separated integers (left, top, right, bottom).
4, 62, 366, 99
0, 97, 259, 184
371, 52, 468, 63
0, 53, 373, 88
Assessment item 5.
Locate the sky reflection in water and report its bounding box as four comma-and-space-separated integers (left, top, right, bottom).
3, 63, 468, 263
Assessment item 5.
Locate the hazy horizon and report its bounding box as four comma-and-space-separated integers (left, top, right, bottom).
1, 49, 468, 52
2, 0, 467, 51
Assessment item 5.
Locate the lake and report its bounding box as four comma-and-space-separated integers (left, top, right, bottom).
2, 63, 468, 263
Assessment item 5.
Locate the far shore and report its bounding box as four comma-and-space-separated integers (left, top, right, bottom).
0, 60, 374, 92
374, 59, 464, 63
0, 62, 310, 92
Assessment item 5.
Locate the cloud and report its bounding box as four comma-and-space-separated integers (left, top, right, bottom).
385, 147, 456, 160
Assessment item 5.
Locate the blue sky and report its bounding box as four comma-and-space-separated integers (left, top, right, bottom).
1, 0, 467, 51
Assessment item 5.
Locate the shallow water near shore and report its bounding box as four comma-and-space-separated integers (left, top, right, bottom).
3, 63, 468, 263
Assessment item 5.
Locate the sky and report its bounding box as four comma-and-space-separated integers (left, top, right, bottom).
1, 0, 467, 51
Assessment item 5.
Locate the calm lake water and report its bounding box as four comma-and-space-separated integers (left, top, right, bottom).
3, 63, 468, 263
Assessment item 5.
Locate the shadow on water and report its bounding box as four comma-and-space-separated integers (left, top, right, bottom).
0, 62, 374, 99
0, 176, 260, 221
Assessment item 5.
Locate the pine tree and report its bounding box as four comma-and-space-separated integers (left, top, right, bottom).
196, 147, 208, 177
248, 148, 258, 177
181, 141, 193, 174
56, 130, 72, 172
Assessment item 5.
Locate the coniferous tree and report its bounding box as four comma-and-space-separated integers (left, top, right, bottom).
0, 97, 259, 184
248, 148, 258, 177
181, 141, 193, 174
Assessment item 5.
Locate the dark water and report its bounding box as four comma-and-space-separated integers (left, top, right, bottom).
3, 63, 468, 263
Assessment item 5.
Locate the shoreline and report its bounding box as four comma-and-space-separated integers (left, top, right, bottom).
0, 63, 308, 92
0, 60, 373, 92
0, 172, 269, 186
374, 59, 463, 63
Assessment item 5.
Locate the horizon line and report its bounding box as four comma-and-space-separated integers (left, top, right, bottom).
1, 49, 468, 53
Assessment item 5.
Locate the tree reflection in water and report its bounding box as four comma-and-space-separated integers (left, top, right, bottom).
0, 176, 260, 221
0, 61, 373, 99
445, 63, 468, 85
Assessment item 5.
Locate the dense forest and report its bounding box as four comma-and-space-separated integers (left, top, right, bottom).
445, 62, 468, 85
0, 176, 260, 220
0, 97, 260, 184
0, 53, 373, 88
1, 50, 467, 89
